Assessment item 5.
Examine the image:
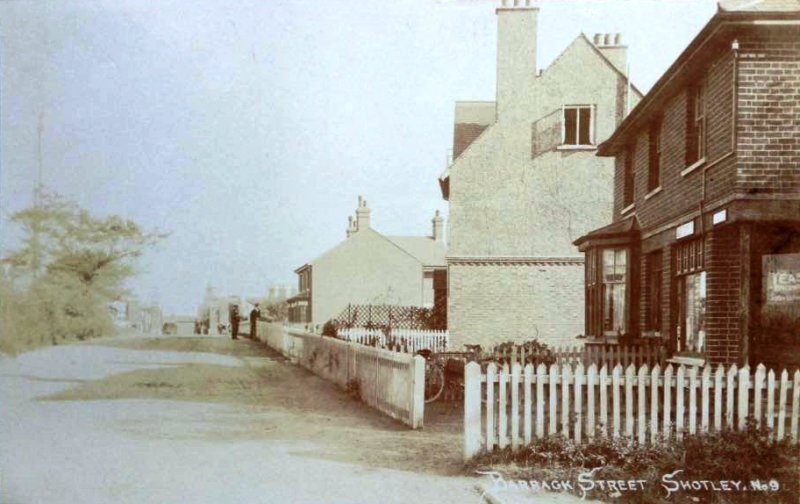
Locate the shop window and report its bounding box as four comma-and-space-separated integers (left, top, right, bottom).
646, 250, 663, 333
675, 238, 706, 354
563, 105, 594, 146
602, 249, 627, 333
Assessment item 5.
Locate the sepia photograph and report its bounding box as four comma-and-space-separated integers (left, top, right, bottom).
1, 0, 799, 503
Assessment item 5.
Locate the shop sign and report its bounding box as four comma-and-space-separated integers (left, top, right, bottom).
764, 253, 800, 304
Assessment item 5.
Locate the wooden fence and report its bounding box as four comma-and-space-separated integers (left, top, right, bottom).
337, 327, 449, 353
489, 342, 667, 369
256, 323, 426, 428
464, 361, 800, 460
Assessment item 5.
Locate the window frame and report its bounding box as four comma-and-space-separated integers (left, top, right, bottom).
686, 81, 707, 167
673, 237, 706, 355
561, 105, 596, 147
646, 250, 663, 334
622, 146, 635, 209
648, 117, 662, 192
601, 248, 628, 335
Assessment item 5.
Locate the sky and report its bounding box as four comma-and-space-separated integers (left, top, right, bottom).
0, 0, 719, 316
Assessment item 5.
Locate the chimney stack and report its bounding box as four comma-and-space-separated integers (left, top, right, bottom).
432, 210, 444, 242
592, 32, 627, 75
355, 195, 371, 232
496, 0, 538, 122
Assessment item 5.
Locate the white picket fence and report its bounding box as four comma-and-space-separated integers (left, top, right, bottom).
464, 361, 800, 460
337, 327, 449, 353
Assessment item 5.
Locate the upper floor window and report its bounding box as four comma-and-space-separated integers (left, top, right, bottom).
686, 82, 706, 166
648, 118, 662, 191
623, 146, 635, 208
562, 105, 594, 146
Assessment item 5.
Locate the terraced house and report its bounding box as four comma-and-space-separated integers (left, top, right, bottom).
575, 0, 800, 369
440, 0, 641, 349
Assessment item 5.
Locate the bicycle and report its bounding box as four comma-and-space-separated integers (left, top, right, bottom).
416, 349, 445, 403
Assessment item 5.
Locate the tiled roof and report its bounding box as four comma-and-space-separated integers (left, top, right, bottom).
719, 0, 800, 12
385, 236, 447, 267
573, 216, 640, 247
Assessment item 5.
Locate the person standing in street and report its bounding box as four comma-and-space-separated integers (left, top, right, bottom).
249, 304, 260, 340
230, 305, 240, 340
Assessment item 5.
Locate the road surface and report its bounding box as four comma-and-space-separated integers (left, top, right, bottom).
1, 335, 483, 504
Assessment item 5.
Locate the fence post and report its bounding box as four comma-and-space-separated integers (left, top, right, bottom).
676, 365, 686, 440
651, 364, 661, 443
464, 362, 482, 461
754, 364, 766, 428
536, 363, 545, 438
737, 366, 750, 431
486, 363, 496, 451
587, 364, 596, 440
791, 369, 799, 444
523, 364, 532, 445
499, 364, 509, 448
574, 363, 584, 444
562, 363, 571, 438
778, 369, 789, 441
511, 363, 521, 450
638, 364, 648, 444
411, 355, 425, 429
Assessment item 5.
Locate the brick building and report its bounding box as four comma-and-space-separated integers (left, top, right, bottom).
574, 0, 800, 368
286, 196, 447, 329
439, 0, 641, 349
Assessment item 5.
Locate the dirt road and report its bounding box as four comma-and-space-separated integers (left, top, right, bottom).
0, 335, 488, 504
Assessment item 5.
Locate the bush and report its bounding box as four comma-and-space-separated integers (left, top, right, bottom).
490, 339, 556, 367
468, 425, 800, 503
321, 320, 338, 337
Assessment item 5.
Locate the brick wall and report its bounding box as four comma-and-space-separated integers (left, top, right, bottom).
736, 27, 800, 196
612, 50, 736, 229
704, 224, 743, 365
448, 262, 585, 350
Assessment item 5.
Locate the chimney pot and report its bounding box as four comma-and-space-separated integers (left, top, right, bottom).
432, 210, 444, 242
604, 33, 612, 46
355, 196, 371, 231
614, 33, 622, 45
593, 33, 603, 45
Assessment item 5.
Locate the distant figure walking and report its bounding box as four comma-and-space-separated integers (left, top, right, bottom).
230, 305, 240, 340
249, 304, 260, 340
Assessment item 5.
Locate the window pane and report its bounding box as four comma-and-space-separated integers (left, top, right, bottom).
603, 283, 627, 333
579, 107, 592, 145
684, 271, 707, 353
564, 108, 577, 144
603, 249, 615, 279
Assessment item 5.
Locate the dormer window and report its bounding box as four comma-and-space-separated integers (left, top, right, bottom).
562, 105, 594, 146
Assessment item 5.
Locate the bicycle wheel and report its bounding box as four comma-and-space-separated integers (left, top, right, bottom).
424, 364, 445, 403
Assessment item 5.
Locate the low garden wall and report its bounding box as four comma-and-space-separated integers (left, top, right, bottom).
256, 322, 425, 428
